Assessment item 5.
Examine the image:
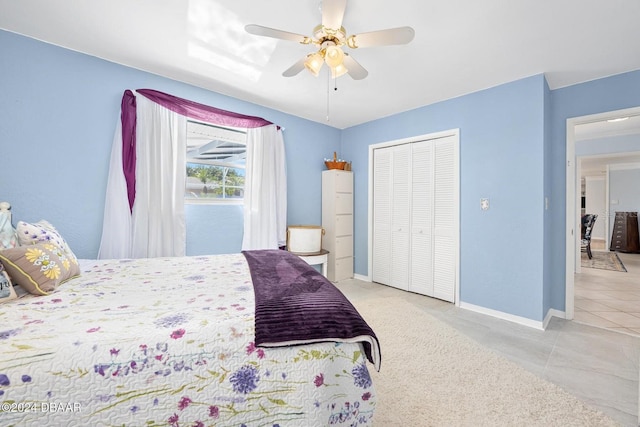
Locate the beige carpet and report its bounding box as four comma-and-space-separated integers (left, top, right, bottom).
353, 297, 619, 427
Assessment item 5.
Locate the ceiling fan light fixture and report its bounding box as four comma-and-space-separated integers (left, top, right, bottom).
331, 63, 348, 78
346, 35, 358, 49
324, 45, 345, 68
304, 52, 324, 77
247, 2, 415, 81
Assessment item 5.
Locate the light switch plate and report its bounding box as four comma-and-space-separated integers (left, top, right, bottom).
480, 198, 489, 211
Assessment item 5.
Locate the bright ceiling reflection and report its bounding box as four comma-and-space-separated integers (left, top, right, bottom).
187, 0, 277, 82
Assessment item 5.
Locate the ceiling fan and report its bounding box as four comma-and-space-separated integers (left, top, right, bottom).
245, 0, 415, 80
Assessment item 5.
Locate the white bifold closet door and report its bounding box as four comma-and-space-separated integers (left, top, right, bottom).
372, 135, 457, 302
371, 147, 391, 286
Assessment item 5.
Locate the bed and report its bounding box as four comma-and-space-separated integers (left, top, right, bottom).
0, 249, 379, 426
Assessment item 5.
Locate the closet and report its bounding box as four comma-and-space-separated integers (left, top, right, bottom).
371, 133, 458, 302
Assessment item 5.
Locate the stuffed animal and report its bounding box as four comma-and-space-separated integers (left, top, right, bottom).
0, 201, 18, 250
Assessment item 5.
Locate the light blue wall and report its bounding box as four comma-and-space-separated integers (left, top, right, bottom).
3, 28, 640, 324
341, 75, 548, 321
609, 169, 640, 233
0, 30, 339, 258
548, 70, 640, 311
341, 70, 640, 321
576, 133, 640, 157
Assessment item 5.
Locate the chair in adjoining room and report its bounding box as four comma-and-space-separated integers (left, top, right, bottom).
581, 214, 598, 259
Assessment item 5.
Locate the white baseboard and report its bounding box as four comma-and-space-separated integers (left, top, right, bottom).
351, 275, 567, 332
459, 301, 546, 330
544, 308, 566, 329
460, 303, 567, 331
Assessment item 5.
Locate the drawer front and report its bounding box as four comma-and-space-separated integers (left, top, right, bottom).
335, 235, 353, 259
335, 193, 353, 214
335, 214, 353, 236
335, 172, 353, 193
333, 257, 354, 281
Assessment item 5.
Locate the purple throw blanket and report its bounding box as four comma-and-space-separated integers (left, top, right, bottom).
242, 249, 381, 371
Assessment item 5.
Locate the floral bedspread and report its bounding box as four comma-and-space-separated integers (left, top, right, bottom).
0, 254, 376, 426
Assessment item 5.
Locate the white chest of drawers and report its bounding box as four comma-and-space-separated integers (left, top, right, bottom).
322, 170, 354, 282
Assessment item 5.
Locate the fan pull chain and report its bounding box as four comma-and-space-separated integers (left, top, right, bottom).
326, 69, 331, 121
326, 70, 339, 122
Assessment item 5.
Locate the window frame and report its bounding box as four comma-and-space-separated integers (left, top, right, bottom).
185, 120, 247, 205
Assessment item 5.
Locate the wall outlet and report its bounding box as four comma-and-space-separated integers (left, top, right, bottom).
480, 198, 490, 211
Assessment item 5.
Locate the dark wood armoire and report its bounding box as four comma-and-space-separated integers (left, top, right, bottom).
610, 211, 640, 253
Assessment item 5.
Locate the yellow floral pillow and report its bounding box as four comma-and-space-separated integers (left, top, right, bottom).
0, 243, 81, 295
16, 220, 78, 265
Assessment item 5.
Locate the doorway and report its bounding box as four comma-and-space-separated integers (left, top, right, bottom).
565, 107, 640, 332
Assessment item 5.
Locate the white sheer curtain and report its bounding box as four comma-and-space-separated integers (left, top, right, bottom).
242, 125, 287, 250
97, 119, 132, 259
99, 95, 187, 259
99, 89, 284, 259
131, 95, 187, 258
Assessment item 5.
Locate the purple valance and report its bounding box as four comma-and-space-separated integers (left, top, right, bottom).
136, 89, 274, 129
121, 90, 137, 212
120, 88, 275, 211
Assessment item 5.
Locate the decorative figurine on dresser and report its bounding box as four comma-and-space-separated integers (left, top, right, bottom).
610, 211, 640, 253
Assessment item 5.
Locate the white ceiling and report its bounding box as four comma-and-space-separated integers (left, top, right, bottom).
1, 0, 640, 129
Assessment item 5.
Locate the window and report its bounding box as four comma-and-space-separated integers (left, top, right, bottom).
185, 120, 247, 204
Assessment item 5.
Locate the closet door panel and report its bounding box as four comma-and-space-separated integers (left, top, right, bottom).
432, 136, 456, 302
410, 233, 432, 295
410, 140, 433, 296
433, 236, 455, 302
372, 147, 392, 285
390, 144, 411, 290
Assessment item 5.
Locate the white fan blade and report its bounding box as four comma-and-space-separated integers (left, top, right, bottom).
343, 54, 368, 80
245, 24, 309, 44
347, 26, 415, 48
321, 0, 347, 30
282, 58, 306, 77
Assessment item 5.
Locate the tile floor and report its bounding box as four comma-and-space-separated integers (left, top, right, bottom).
336, 271, 640, 426
575, 240, 640, 336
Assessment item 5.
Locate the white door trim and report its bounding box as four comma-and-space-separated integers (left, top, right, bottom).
565, 106, 640, 319
368, 128, 460, 305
